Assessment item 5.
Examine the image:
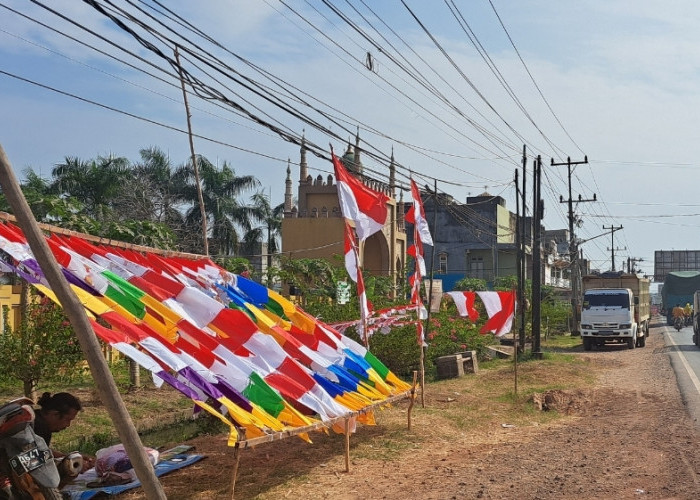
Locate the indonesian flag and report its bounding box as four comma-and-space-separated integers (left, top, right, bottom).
345, 223, 371, 342
446, 291, 479, 322
405, 178, 433, 246
476, 291, 516, 337
332, 151, 388, 241
344, 222, 359, 282
407, 240, 426, 276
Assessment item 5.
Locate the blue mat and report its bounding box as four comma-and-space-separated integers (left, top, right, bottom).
62, 451, 204, 500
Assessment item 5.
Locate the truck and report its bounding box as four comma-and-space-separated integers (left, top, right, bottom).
580, 272, 651, 351
661, 271, 700, 325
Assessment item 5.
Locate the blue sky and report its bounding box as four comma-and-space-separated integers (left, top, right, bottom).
2, 1, 700, 279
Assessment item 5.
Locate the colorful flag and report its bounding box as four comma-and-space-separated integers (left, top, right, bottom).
332, 151, 388, 241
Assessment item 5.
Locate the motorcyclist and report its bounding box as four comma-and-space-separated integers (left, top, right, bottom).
33, 392, 94, 472
684, 303, 693, 325
1, 392, 94, 499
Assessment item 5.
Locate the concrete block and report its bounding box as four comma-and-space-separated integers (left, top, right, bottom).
457, 350, 479, 373
436, 354, 464, 379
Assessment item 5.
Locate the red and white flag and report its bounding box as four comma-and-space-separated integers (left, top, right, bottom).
407, 239, 426, 276
446, 291, 480, 322
476, 291, 516, 337
333, 151, 389, 241
344, 222, 359, 282
405, 178, 433, 246
344, 222, 371, 343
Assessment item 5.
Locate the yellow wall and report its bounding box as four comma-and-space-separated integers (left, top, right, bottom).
281, 217, 346, 261
0, 283, 23, 332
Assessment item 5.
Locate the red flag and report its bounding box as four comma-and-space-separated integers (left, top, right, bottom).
446, 291, 480, 322
332, 151, 388, 241
405, 178, 433, 246
477, 291, 516, 337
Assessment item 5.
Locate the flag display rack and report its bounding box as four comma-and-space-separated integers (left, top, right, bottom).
229, 373, 418, 498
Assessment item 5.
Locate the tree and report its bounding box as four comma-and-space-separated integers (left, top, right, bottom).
174, 156, 261, 256
0, 289, 85, 399
50, 155, 132, 220
241, 191, 284, 283
278, 257, 340, 306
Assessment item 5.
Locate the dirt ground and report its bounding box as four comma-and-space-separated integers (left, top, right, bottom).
120, 321, 700, 500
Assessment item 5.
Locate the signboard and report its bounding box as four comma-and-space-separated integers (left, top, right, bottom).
423, 279, 443, 312
336, 281, 351, 304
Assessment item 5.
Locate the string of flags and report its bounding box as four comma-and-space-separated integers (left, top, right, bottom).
0, 221, 412, 446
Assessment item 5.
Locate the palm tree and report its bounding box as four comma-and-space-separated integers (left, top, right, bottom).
241, 191, 284, 278
174, 155, 261, 256
50, 155, 131, 219
128, 147, 188, 234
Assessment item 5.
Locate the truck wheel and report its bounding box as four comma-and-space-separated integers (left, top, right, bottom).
637, 334, 646, 348
627, 333, 636, 349
583, 338, 592, 351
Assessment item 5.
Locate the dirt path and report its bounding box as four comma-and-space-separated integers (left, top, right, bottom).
122, 322, 700, 499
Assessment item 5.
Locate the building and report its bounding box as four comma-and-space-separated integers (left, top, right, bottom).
0, 273, 25, 332
281, 134, 407, 293
407, 190, 571, 291
654, 250, 700, 282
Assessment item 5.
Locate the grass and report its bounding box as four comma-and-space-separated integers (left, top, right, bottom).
0, 335, 592, 464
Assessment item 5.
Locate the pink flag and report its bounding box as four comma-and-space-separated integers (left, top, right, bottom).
446, 291, 480, 322
405, 178, 433, 246
476, 291, 516, 337
332, 151, 388, 241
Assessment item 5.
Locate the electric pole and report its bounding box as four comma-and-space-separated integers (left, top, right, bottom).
552, 156, 593, 336
603, 225, 624, 271
628, 257, 644, 274
532, 156, 543, 358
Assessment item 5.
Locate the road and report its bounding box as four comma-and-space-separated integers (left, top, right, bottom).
657, 318, 700, 432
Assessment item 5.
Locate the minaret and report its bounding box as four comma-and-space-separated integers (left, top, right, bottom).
284, 159, 293, 214
389, 146, 396, 198
299, 133, 308, 183
354, 127, 362, 175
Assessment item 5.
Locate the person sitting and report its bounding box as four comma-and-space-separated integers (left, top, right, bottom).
34, 392, 94, 478
672, 304, 685, 321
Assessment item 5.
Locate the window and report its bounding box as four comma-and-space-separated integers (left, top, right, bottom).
470, 256, 484, 279
438, 253, 448, 274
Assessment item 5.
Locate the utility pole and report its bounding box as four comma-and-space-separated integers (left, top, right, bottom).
552, 156, 593, 336
603, 225, 624, 271
628, 257, 644, 274
519, 145, 527, 353
532, 156, 543, 358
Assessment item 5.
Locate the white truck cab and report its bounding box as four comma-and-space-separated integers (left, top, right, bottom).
580, 288, 641, 350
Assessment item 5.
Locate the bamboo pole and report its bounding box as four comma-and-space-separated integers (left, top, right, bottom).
407, 371, 418, 431
229, 442, 242, 500
0, 145, 167, 499
175, 46, 209, 257
344, 417, 351, 473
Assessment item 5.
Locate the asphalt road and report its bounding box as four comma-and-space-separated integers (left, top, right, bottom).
657, 319, 700, 432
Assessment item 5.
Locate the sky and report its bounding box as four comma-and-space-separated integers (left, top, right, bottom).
2, 0, 700, 280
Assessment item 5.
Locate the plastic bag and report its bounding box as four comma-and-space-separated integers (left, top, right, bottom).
95, 444, 159, 481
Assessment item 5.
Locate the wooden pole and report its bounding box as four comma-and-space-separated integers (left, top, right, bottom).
421, 180, 439, 408
344, 417, 351, 473
0, 145, 167, 500
229, 442, 242, 499
407, 371, 418, 430
175, 46, 209, 257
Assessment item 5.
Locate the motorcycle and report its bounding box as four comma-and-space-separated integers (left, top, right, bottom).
674, 316, 684, 331
0, 398, 64, 500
